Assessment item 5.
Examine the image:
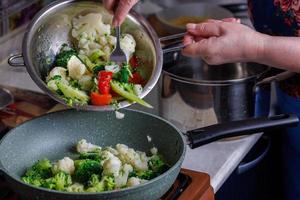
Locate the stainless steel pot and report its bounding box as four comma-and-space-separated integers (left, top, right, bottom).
159, 52, 269, 132
8, 0, 163, 111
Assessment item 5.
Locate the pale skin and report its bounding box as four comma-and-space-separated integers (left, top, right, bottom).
103, 2, 300, 72
103, 0, 138, 26
182, 19, 300, 72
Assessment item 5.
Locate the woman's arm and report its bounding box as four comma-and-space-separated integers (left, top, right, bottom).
182, 20, 300, 72
259, 35, 300, 72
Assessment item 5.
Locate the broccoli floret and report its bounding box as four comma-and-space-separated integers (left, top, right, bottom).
21, 159, 53, 186
89, 49, 105, 62
42, 171, 72, 191
128, 170, 155, 180
79, 150, 102, 162
93, 65, 105, 75
136, 170, 155, 180
110, 80, 152, 108
50, 75, 62, 81
22, 176, 44, 187
119, 64, 132, 83
86, 174, 115, 192
78, 54, 96, 72
103, 176, 115, 191
55, 45, 77, 67
86, 174, 105, 192
148, 155, 168, 174
56, 80, 89, 105
69, 79, 81, 89
74, 159, 102, 183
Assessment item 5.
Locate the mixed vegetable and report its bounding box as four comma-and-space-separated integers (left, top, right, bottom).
46, 13, 151, 108
21, 139, 168, 192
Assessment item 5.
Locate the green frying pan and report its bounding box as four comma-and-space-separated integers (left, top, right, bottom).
0, 109, 185, 200
0, 109, 298, 200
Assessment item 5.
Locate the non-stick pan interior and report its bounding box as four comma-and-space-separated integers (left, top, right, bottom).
0, 109, 185, 179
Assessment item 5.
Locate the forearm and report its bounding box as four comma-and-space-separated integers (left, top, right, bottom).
256, 35, 300, 72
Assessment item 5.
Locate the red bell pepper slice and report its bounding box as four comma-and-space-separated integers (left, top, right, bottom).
129, 55, 139, 68
129, 72, 143, 84
98, 71, 113, 94
91, 92, 112, 106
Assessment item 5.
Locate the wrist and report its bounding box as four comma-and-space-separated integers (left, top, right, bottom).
252, 32, 269, 63
243, 31, 268, 63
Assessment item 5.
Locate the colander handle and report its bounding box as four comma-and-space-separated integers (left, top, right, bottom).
8, 54, 25, 67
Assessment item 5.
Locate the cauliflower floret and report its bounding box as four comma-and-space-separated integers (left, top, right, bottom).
107, 35, 116, 46
116, 144, 129, 156
78, 39, 102, 56
76, 139, 101, 153
99, 36, 108, 46
67, 56, 87, 80
127, 177, 140, 187
102, 45, 112, 60
137, 151, 149, 163
72, 13, 111, 40
78, 75, 93, 91
47, 79, 59, 91
115, 164, 133, 188
120, 34, 136, 59
52, 157, 75, 175
105, 146, 119, 156
66, 183, 85, 192
150, 147, 158, 155
46, 67, 68, 82
101, 150, 115, 165
127, 177, 147, 187
72, 13, 111, 56
133, 84, 143, 97
103, 156, 122, 176
116, 144, 149, 171
115, 110, 125, 119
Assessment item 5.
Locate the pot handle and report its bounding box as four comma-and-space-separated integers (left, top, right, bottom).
221, 3, 248, 13
162, 43, 186, 54
8, 54, 25, 67
186, 113, 299, 149
236, 136, 271, 174
160, 32, 186, 54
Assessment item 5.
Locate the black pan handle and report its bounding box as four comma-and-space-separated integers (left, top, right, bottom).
187, 113, 299, 149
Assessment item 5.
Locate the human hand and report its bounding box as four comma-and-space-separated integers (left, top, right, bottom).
103, 0, 138, 27
182, 18, 265, 65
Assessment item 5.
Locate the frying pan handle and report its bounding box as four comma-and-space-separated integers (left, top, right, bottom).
8, 54, 25, 67
187, 113, 299, 149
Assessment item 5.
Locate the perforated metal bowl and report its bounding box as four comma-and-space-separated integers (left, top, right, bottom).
9, 0, 162, 111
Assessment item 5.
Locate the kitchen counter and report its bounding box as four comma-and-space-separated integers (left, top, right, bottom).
0, 0, 259, 193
